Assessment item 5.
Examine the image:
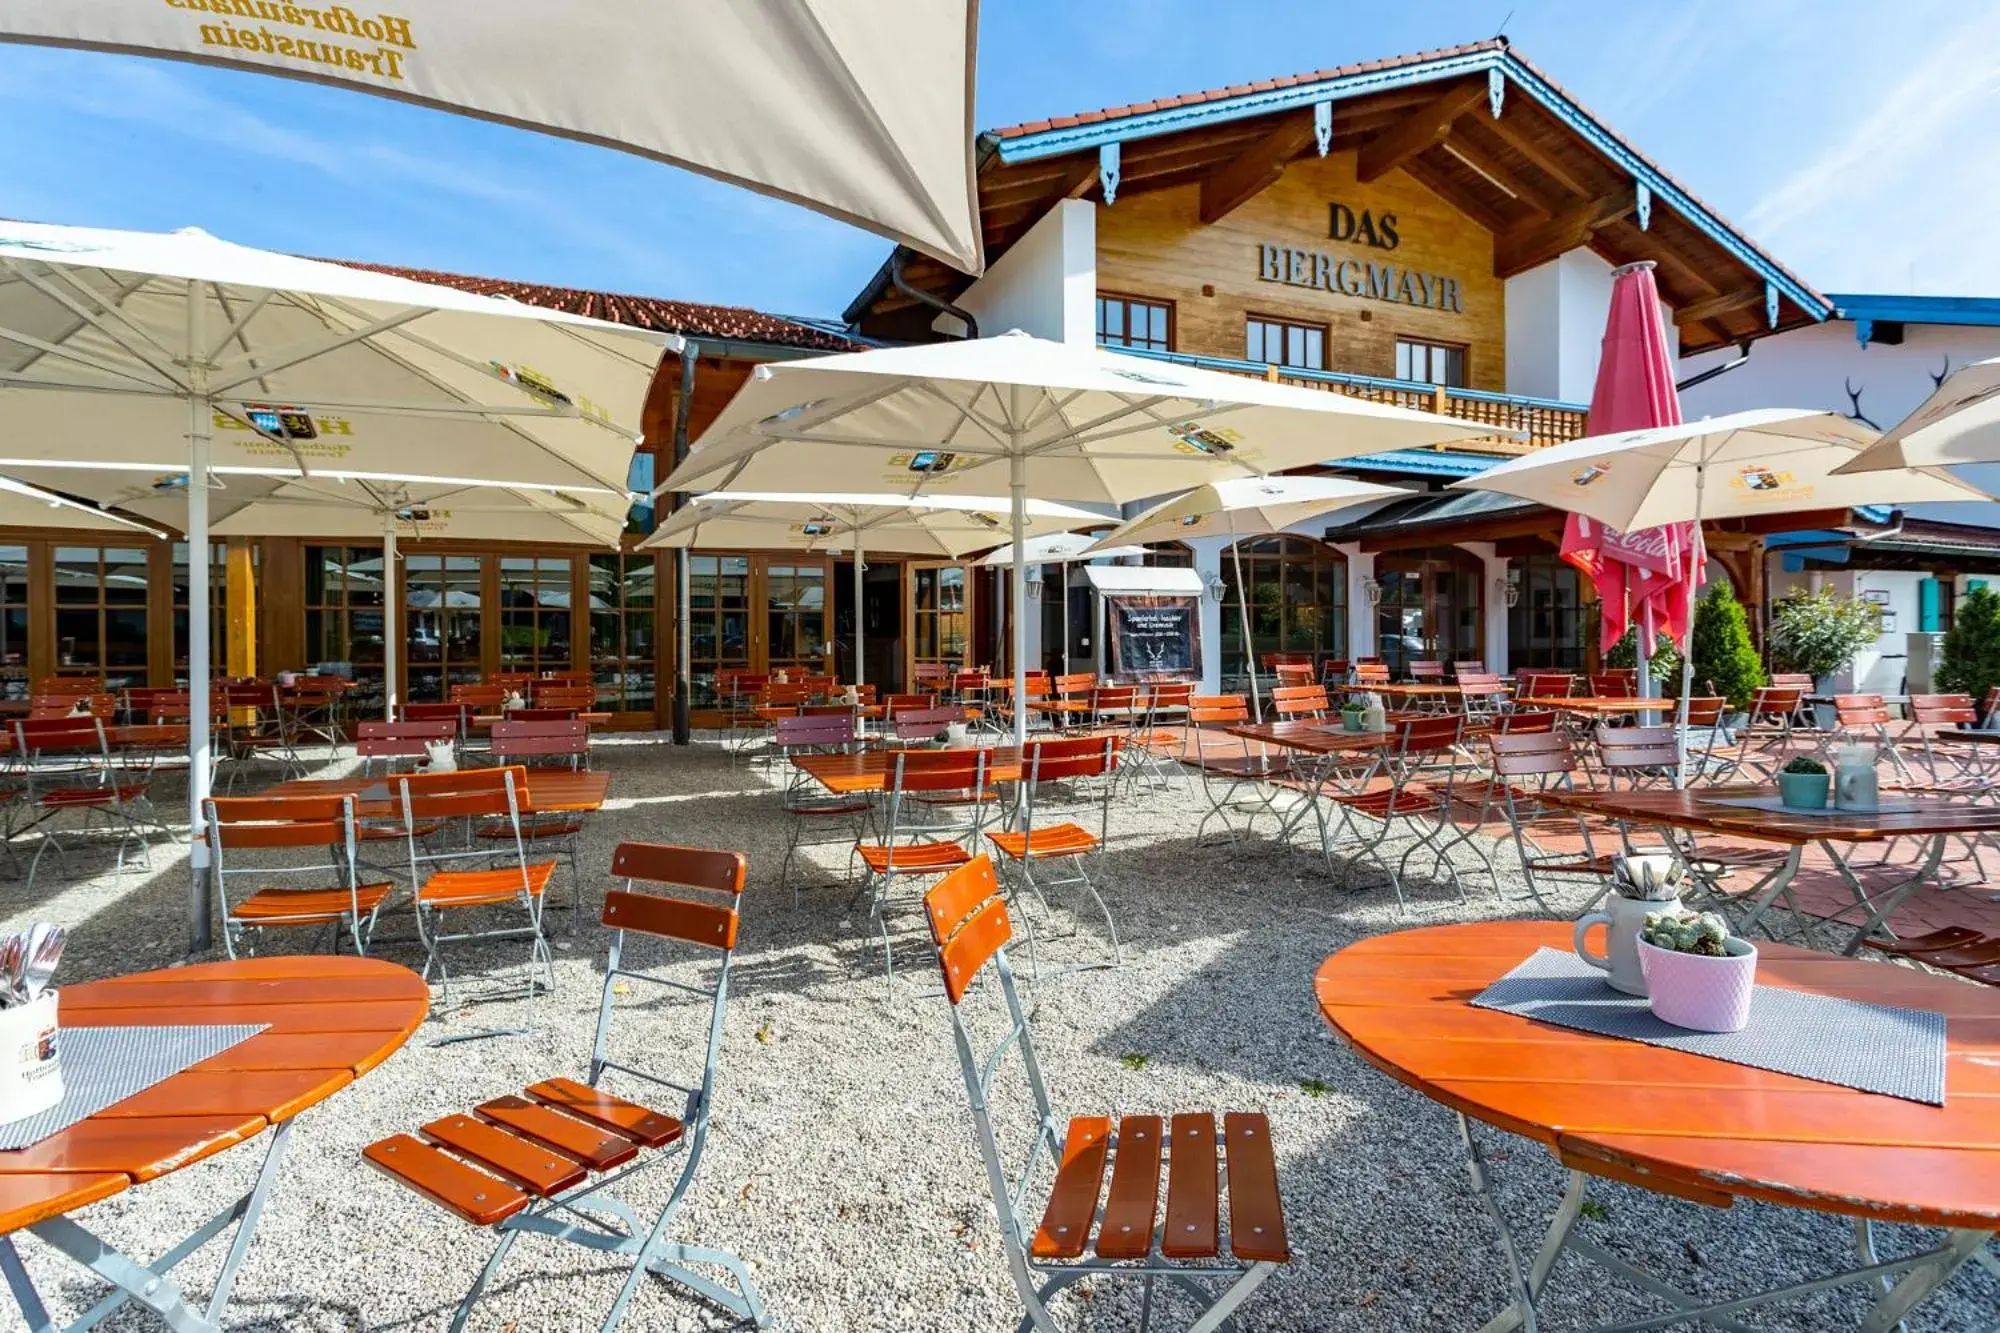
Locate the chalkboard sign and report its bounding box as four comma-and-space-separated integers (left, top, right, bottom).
1107, 594, 1200, 680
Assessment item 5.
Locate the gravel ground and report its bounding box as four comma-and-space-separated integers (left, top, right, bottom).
3, 737, 1996, 1332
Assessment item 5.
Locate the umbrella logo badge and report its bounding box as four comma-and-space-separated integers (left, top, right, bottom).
1736, 464, 1788, 493
1167, 422, 1240, 456
892, 451, 960, 475
1177, 514, 1206, 527
244, 405, 318, 440
489, 362, 572, 407
1570, 463, 1610, 487
797, 521, 836, 536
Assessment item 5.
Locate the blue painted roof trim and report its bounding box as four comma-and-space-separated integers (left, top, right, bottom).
992, 49, 1830, 323
1332, 451, 1500, 478
1116, 345, 1585, 412
1829, 293, 2000, 327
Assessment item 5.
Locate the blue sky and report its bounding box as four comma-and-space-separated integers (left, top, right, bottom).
2, 0, 1995, 319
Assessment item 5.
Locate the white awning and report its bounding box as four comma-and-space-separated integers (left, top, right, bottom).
1082, 566, 1204, 596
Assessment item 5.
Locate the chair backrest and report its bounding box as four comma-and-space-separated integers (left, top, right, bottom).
1269, 684, 1328, 719
1770, 672, 1814, 689
1392, 714, 1461, 761
1352, 662, 1390, 685
950, 669, 990, 693
356, 719, 456, 759
396, 764, 531, 820
450, 683, 509, 708
1834, 693, 1893, 726
1489, 730, 1577, 778
1273, 663, 1314, 688
773, 713, 857, 749
1590, 670, 1637, 697
488, 672, 538, 691
1597, 724, 1680, 774
893, 705, 966, 740
1449, 660, 1486, 679
888, 747, 990, 795
530, 687, 595, 711
1321, 659, 1351, 684
1188, 693, 1251, 727
1457, 673, 1507, 699
1408, 660, 1445, 681
1515, 670, 1573, 700
34, 676, 103, 697
206, 794, 355, 850
14, 715, 107, 759
1087, 685, 1138, 713
757, 682, 814, 710
31, 693, 113, 720
1143, 681, 1195, 711
1676, 696, 1724, 727
1498, 708, 1558, 734
1748, 684, 1803, 720
883, 692, 937, 719
399, 701, 468, 732
716, 671, 769, 702
490, 719, 590, 761
1053, 672, 1097, 698
1910, 693, 1977, 726
1023, 734, 1120, 783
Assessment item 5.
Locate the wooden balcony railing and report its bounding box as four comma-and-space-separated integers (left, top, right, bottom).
1114, 347, 1588, 454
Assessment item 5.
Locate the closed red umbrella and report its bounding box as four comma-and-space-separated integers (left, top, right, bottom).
1560, 261, 1703, 685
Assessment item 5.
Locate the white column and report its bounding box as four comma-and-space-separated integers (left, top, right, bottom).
1008, 450, 1028, 745
1343, 546, 1376, 660
1456, 541, 1509, 675
1191, 540, 1224, 694
852, 540, 865, 688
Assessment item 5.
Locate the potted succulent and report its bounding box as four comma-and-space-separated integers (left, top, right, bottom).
1636, 908, 1758, 1032
1777, 755, 1830, 809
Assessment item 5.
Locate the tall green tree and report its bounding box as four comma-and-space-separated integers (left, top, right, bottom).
1938, 584, 2000, 711
1688, 582, 1765, 709
1768, 588, 1882, 684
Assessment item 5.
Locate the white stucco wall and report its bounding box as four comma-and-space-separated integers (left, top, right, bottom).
1680, 318, 2000, 526
937, 199, 1097, 343
1503, 248, 1678, 403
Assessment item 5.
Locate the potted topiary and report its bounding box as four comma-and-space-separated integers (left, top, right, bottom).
1637, 908, 1757, 1032
1340, 701, 1365, 732
1768, 588, 1883, 727
1937, 584, 2000, 727
1689, 582, 1765, 725
1778, 755, 1829, 809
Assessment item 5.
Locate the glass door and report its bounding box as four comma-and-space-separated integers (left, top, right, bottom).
496, 555, 575, 679
907, 561, 974, 682
403, 553, 485, 702
763, 560, 831, 680
1375, 548, 1483, 674
687, 553, 751, 709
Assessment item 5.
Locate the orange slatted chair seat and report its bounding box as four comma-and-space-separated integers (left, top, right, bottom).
418, 861, 557, 908
784, 795, 872, 817
856, 840, 975, 876
38, 783, 147, 809
230, 882, 395, 922
1027, 1112, 1288, 1264
357, 819, 449, 842
1333, 787, 1444, 818
988, 823, 1099, 861
475, 820, 586, 842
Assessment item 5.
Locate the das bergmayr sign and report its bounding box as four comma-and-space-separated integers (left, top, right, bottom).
1256, 201, 1465, 313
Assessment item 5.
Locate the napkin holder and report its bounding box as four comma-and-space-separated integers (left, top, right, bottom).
0, 990, 62, 1126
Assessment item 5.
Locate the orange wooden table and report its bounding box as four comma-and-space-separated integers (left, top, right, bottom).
1517, 695, 1664, 714
271, 769, 612, 814
0, 955, 426, 1331
1315, 921, 1999, 1332
793, 747, 1025, 796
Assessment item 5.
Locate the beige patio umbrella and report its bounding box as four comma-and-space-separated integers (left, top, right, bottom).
658, 331, 1503, 743
1454, 407, 1994, 770
1087, 475, 1409, 716
1832, 357, 2000, 474
0, 0, 984, 274
0, 474, 165, 536
642, 490, 1101, 687
0, 219, 667, 948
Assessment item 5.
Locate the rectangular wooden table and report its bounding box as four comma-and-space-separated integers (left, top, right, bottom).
1544, 785, 2000, 952
792, 747, 1025, 796
270, 769, 611, 814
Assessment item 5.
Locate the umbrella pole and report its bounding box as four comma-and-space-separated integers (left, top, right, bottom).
1674, 463, 1705, 786
1231, 541, 1262, 721
382, 519, 399, 720
853, 537, 865, 689
1010, 452, 1028, 747
185, 282, 215, 952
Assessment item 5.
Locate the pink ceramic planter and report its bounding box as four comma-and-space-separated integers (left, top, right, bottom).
1637, 937, 1758, 1032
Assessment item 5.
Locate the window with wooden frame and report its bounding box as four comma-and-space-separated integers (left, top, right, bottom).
1095, 293, 1174, 352
52, 545, 150, 687
1246, 316, 1327, 371
588, 552, 657, 714
0, 546, 28, 698
304, 544, 387, 689
172, 542, 234, 673
1395, 337, 1467, 387
496, 555, 575, 678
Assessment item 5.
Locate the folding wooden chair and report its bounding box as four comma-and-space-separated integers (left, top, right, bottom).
987, 735, 1123, 971
772, 713, 869, 900
889, 704, 968, 745
1714, 684, 1807, 782
32, 675, 103, 698
528, 686, 596, 717
1407, 660, 1446, 685
1125, 681, 1195, 791
1828, 693, 1917, 784
219, 681, 302, 787
357, 719, 458, 777
1905, 694, 1982, 785
924, 858, 1288, 1333
490, 719, 589, 770
208, 794, 391, 957
11, 717, 157, 891
1267, 683, 1328, 723
395, 766, 558, 1005
881, 692, 937, 722
856, 749, 991, 988
1185, 694, 1292, 844
1271, 662, 1314, 689
1453, 731, 1604, 908
1320, 714, 1466, 911
365, 843, 767, 1332
1514, 670, 1573, 701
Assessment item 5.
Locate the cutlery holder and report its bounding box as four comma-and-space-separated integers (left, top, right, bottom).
0, 990, 62, 1125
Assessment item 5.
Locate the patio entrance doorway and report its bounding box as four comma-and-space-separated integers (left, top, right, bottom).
832, 557, 903, 691
1375, 547, 1483, 675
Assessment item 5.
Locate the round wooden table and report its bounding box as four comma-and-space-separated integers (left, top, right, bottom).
1314, 921, 2000, 1333
0, 955, 427, 1332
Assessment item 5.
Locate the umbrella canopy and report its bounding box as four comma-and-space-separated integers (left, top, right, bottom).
0, 219, 667, 949
0, 475, 163, 535
0, 0, 984, 274
659, 331, 1502, 741
1455, 409, 1990, 532
1084, 475, 1407, 548
1832, 357, 2000, 474
1085, 474, 1406, 716
979, 532, 1142, 566
1561, 261, 1697, 670
642, 491, 1100, 557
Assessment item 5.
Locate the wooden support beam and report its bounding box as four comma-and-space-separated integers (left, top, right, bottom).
1197, 111, 1320, 224
1438, 134, 1551, 217
1356, 79, 1490, 183
1672, 286, 1766, 327
226, 538, 256, 680
1063, 160, 1101, 199
1483, 108, 1592, 196
1493, 185, 1638, 279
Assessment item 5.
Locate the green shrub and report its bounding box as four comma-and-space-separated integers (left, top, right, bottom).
1689, 582, 1765, 710
1768, 588, 1881, 683
1938, 584, 2000, 708
1605, 626, 1684, 689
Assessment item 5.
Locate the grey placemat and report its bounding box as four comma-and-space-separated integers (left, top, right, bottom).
1704, 795, 1923, 817
0, 1023, 268, 1150
1472, 948, 1946, 1105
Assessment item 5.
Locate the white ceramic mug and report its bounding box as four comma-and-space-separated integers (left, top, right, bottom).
1573, 893, 1680, 997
